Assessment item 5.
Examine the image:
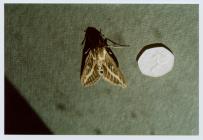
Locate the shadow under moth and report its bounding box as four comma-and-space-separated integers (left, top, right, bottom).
80, 27, 128, 88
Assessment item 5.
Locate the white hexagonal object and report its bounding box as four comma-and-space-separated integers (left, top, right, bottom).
137, 45, 174, 77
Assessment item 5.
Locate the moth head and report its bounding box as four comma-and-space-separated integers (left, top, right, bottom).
84, 27, 104, 45
85, 27, 101, 36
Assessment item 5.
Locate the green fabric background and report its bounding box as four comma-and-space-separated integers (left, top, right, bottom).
5, 4, 198, 135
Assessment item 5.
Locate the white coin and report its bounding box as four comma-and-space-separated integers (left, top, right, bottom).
137, 46, 174, 77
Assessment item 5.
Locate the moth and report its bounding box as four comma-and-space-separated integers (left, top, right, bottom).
80, 27, 128, 88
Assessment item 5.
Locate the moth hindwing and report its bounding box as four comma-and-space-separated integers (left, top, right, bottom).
80, 27, 127, 88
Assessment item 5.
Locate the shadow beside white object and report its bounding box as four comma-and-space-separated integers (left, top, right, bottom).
137, 44, 174, 77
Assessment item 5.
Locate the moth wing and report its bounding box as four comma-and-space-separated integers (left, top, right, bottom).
80, 50, 100, 87
80, 46, 90, 77
105, 47, 119, 67
102, 49, 127, 88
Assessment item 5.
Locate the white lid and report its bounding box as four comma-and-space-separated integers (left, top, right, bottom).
137, 46, 174, 77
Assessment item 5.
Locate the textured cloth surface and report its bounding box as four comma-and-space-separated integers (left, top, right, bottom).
5, 4, 198, 135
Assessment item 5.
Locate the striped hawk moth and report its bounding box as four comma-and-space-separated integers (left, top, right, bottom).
80, 27, 128, 88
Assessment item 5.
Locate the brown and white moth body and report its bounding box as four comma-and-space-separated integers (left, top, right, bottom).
80, 27, 127, 88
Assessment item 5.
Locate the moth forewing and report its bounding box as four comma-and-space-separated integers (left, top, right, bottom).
102, 48, 127, 88
80, 50, 100, 87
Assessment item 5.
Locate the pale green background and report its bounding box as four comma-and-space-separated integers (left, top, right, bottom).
5, 4, 198, 135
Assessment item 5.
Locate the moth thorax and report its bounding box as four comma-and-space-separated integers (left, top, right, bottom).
96, 47, 106, 60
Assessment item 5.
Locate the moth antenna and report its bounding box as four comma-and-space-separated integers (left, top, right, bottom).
81, 36, 86, 45
106, 38, 130, 48
84, 48, 90, 54
108, 45, 130, 48
99, 29, 105, 37
82, 28, 87, 45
